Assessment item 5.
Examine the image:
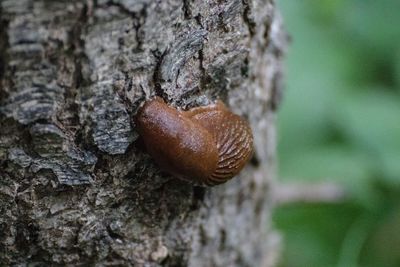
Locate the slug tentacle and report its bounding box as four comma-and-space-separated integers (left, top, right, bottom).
136, 97, 254, 186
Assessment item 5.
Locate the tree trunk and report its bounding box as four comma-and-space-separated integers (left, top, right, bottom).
0, 0, 286, 266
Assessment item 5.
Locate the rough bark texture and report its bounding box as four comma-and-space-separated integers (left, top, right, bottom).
0, 0, 286, 266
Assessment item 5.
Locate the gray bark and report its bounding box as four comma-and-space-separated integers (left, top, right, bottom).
0, 0, 286, 266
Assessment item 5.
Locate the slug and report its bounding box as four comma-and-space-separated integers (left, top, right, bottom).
135, 97, 253, 186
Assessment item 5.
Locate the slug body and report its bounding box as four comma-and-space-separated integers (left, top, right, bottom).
136, 97, 253, 186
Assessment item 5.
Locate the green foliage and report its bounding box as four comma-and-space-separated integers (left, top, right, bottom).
275, 1, 400, 266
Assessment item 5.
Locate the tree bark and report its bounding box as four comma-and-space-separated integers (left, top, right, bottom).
0, 0, 286, 266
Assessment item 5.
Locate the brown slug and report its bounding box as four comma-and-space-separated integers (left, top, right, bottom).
135, 97, 253, 186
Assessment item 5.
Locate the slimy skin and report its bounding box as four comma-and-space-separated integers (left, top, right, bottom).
136, 97, 253, 186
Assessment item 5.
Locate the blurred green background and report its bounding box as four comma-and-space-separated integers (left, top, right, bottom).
275, 1, 400, 267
